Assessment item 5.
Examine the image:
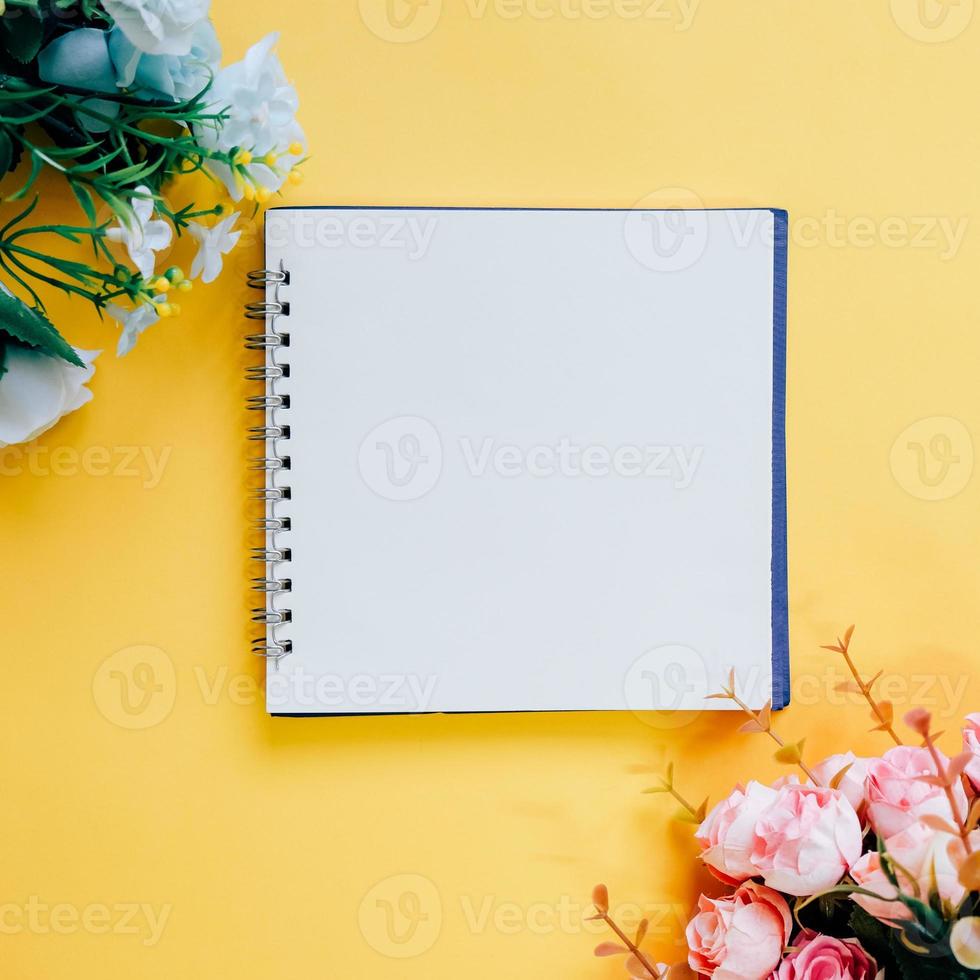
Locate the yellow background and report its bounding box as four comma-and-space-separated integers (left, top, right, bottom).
5, 0, 980, 976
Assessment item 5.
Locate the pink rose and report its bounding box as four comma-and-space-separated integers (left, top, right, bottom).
750, 784, 862, 896
686, 881, 791, 980
695, 781, 778, 883
866, 745, 968, 839
774, 930, 877, 980
963, 714, 980, 791
850, 821, 974, 926
810, 752, 870, 815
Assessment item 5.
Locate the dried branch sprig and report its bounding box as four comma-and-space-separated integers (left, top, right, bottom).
642, 763, 708, 825
589, 884, 661, 979
709, 670, 819, 783
905, 708, 974, 855
821, 625, 903, 745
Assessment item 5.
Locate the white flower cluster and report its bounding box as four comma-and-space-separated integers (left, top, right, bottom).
193, 32, 306, 202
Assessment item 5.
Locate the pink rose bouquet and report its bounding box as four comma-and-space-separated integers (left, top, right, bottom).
584, 627, 980, 978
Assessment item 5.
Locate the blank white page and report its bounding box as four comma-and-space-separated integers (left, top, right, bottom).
261, 207, 788, 714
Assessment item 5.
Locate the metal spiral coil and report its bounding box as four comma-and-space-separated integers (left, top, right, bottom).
247, 269, 289, 287
245, 365, 289, 382
247, 262, 292, 664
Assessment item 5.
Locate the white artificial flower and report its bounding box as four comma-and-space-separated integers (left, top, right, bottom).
106, 187, 172, 281
194, 33, 305, 200
0, 346, 99, 447
106, 300, 163, 356
188, 210, 241, 283
102, 0, 210, 56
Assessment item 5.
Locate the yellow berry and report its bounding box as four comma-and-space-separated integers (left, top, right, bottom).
288, 169, 303, 185
165, 266, 184, 284
264, 152, 278, 166
156, 302, 173, 318
255, 186, 271, 204
153, 277, 170, 293
242, 183, 256, 201
177, 279, 193, 292
235, 149, 253, 166
288, 142, 303, 156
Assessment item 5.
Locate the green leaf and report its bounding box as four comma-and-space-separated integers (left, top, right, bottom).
69, 182, 97, 226
0, 128, 12, 177
890, 929, 964, 979
0, 290, 82, 367
2, 12, 44, 64
848, 906, 894, 967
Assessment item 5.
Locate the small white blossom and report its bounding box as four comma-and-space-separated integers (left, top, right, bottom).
194, 33, 305, 200
188, 211, 241, 283
102, 0, 210, 56
0, 346, 99, 447
107, 300, 163, 356
106, 187, 172, 281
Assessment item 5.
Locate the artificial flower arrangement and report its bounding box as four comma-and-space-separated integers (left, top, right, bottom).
0, 0, 305, 447
587, 627, 980, 979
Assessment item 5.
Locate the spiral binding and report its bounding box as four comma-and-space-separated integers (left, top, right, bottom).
247, 262, 292, 662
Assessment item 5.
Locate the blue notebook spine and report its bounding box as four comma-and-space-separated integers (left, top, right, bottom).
770, 208, 790, 709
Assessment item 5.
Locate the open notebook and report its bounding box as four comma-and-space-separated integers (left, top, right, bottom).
247, 206, 789, 715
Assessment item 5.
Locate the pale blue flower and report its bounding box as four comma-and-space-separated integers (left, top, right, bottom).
108, 20, 220, 102
37, 20, 219, 110
37, 28, 118, 95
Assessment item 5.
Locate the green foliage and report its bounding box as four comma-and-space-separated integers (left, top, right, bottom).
847, 906, 894, 968
1, 13, 43, 65
0, 286, 81, 365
